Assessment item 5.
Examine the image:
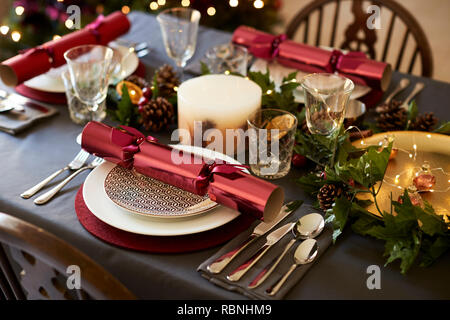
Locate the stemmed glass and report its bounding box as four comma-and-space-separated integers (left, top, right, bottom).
157, 7, 201, 79
64, 45, 113, 112
301, 73, 354, 164
301, 73, 354, 136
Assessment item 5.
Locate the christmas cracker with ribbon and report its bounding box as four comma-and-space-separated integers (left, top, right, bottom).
0, 11, 130, 87
81, 121, 284, 222
232, 26, 392, 91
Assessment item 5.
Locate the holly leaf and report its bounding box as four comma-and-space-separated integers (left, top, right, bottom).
334, 141, 392, 188
420, 236, 450, 267
433, 121, 450, 135
383, 231, 421, 274
327, 196, 353, 242
200, 61, 211, 75
296, 172, 326, 195
247, 70, 275, 94
406, 100, 418, 130
111, 83, 139, 126
152, 73, 159, 98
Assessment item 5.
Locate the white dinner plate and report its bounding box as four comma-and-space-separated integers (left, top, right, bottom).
250, 59, 371, 103
83, 145, 243, 236
24, 42, 139, 93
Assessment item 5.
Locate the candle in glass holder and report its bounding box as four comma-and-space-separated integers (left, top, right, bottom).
177, 74, 262, 154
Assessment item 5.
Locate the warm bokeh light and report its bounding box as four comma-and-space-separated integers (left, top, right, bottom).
207, 7, 216, 16
15, 6, 25, 16
96, 4, 104, 14
65, 19, 74, 29
229, 0, 239, 7
11, 31, 21, 42
253, 0, 264, 9
0, 26, 9, 35
181, 0, 190, 7
53, 35, 61, 40
150, 2, 159, 10
157, 0, 166, 5
121, 5, 130, 14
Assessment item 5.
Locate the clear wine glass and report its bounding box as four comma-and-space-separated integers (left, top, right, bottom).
157, 7, 201, 78
301, 73, 354, 136
64, 45, 113, 112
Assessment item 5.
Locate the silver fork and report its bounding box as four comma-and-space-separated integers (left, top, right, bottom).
34, 157, 104, 205
21, 149, 90, 199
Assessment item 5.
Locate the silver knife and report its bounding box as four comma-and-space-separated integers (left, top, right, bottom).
206, 203, 296, 274
226, 222, 295, 282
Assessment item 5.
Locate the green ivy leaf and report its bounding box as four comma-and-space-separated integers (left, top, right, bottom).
420, 236, 450, 267
328, 196, 353, 242
406, 100, 418, 130
433, 121, 450, 135
200, 61, 211, 75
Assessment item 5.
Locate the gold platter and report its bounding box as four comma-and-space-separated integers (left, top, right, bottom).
353, 131, 450, 220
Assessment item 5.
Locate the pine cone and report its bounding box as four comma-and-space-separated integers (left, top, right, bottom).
376, 100, 407, 131
156, 64, 180, 98
317, 184, 345, 211
125, 75, 148, 89
139, 97, 174, 132
410, 112, 438, 131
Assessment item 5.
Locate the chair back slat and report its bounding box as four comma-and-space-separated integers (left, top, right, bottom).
396, 29, 410, 70
0, 212, 135, 300
330, 0, 341, 47
408, 46, 419, 74
316, 6, 323, 46
285, 0, 433, 77
382, 13, 397, 62
304, 16, 309, 43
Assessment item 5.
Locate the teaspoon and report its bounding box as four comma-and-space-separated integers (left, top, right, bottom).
265, 238, 318, 296
248, 213, 324, 289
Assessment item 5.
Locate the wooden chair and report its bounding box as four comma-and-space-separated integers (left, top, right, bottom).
0, 212, 135, 300
285, 0, 433, 77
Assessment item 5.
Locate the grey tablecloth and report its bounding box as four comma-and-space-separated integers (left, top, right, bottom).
0, 11, 449, 299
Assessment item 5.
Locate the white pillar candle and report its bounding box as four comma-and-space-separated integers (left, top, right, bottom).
177, 74, 262, 153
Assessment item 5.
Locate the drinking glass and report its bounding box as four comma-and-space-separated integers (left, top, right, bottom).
301, 73, 354, 136
247, 109, 298, 179
205, 43, 248, 75
64, 45, 113, 111
157, 8, 201, 76
61, 70, 106, 125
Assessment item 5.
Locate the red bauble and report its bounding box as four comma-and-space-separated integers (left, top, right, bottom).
142, 87, 153, 99
413, 174, 436, 191
292, 153, 307, 168
138, 96, 149, 107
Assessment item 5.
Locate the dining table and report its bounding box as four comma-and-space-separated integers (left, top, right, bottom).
0, 11, 449, 300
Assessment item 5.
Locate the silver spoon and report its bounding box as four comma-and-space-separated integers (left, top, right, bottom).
265, 238, 318, 296
248, 213, 324, 289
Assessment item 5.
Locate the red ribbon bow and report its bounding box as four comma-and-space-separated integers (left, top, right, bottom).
87, 14, 105, 42
108, 125, 157, 168
195, 162, 249, 194
326, 50, 367, 74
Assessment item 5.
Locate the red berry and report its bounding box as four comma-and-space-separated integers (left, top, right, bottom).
292, 153, 307, 168
320, 171, 327, 180
142, 87, 153, 99
138, 105, 144, 113
138, 96, 148, 107
348, 178, 355, 187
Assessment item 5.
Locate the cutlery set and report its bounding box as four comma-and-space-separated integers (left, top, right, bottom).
206, 205, 325, 296
377, 78, 425, 111
20, 137, 103, 204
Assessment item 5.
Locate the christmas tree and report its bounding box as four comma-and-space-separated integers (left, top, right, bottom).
0, 0, 282, 60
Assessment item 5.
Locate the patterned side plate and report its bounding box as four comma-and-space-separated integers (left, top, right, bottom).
104, 166, 218, 218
